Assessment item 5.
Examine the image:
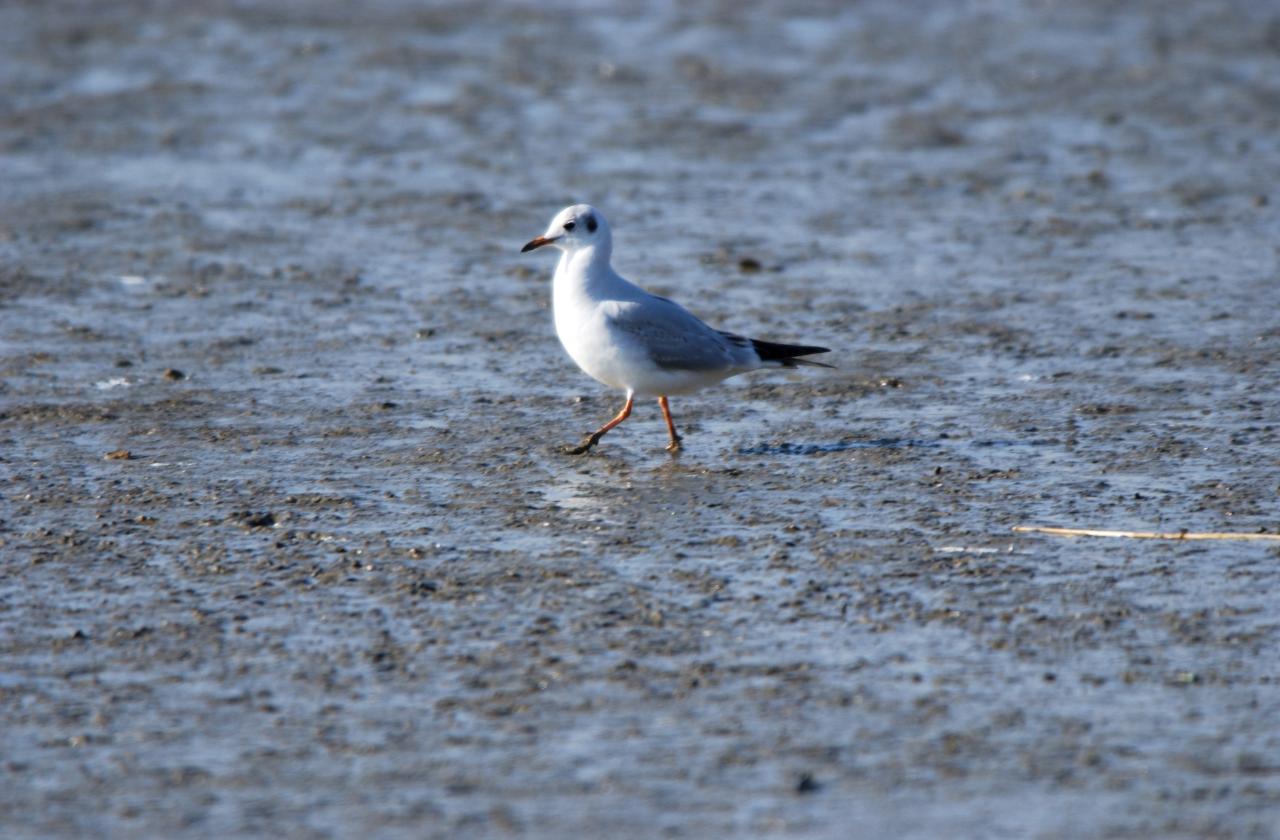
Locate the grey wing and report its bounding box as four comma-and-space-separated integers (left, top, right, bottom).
607, 296, 753, 372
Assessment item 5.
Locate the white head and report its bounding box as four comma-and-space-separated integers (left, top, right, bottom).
521, 204, 611, 256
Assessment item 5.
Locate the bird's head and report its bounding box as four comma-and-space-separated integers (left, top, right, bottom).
521, 204, 610, 254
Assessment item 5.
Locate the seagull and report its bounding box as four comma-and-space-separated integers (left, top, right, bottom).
521, 204, 831, 454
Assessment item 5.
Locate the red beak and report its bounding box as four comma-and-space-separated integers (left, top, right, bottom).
521, 235, 556, 253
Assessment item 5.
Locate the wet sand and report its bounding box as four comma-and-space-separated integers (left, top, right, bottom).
2, 1, 1279, 837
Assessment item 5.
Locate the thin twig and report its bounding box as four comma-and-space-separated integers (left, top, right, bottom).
1013, 525, 1280, 542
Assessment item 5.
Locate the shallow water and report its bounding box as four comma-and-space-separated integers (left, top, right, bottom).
3, 1, 1279, 837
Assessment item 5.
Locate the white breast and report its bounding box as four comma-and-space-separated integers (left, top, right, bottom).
554, 289, 635, 390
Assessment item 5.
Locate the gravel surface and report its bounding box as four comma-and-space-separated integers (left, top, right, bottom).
3, 1, 1279, 837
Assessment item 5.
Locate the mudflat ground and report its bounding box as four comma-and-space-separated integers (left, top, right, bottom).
2, 1, 1279, 837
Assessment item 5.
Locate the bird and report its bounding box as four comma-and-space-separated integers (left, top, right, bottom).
521, 204, 831, 454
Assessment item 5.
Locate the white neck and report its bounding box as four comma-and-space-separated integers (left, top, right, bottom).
554, 243, 615, 293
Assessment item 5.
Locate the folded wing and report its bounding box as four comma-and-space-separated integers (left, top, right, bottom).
605, 296, 751, 372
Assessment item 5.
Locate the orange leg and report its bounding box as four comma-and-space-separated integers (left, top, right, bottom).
658, 395, 682, 452
566, 392, 634, 454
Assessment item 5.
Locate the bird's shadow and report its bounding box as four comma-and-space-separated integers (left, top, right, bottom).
738, 437, 941, 456
738, 436, 1058, 456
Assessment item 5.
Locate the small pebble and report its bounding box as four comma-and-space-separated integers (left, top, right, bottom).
795, 773, 820, 794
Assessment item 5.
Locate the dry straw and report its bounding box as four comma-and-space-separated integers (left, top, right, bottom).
1013, 525, 1280, 542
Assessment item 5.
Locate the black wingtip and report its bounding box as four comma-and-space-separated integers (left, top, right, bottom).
750, 338, 832, 367
788, 356, 835, 369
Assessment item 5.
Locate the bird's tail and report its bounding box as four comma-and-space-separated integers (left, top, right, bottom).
750, 338, 834, 369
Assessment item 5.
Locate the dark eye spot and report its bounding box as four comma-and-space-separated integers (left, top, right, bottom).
585, 214, 597, 232
563, 221, 576, 231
